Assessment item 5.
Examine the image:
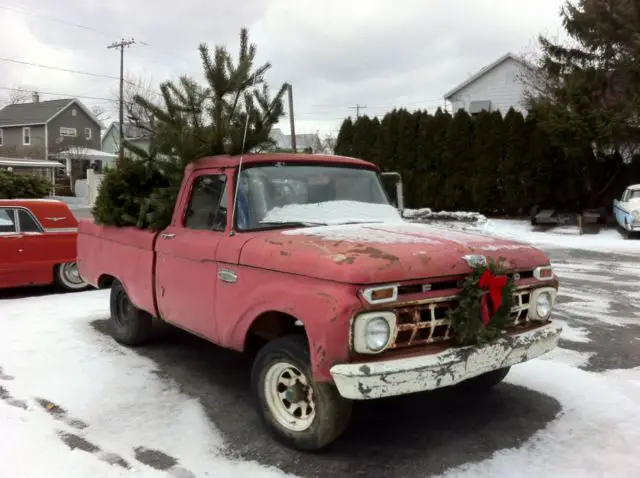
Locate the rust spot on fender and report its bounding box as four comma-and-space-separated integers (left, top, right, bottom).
347, 246, 399, 264
266, 239, 284, 246
279, 250, 290, 256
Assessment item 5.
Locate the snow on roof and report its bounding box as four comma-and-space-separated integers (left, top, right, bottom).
627, 184, 640, 191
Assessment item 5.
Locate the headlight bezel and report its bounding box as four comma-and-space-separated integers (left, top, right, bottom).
352, 311, 397, 354
533, 265, 554, 281
527, 286, 557, 321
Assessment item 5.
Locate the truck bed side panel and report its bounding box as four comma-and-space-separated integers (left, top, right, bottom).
77, 219, 157, 316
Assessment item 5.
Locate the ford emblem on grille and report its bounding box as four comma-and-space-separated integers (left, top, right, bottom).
462, 254, 487, 268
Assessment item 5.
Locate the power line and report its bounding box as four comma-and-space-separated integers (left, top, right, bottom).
0, 86, 113, 102
0, 56, 162, 98
0, 56, 120, 81
0, 3, 192, 65
348, 104, 367, 117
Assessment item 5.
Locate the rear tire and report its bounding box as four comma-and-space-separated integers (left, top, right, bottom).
460, 367, 511, 391
109, 280, 153, 346
54, 262, 89, 291
250, 335, 352, 452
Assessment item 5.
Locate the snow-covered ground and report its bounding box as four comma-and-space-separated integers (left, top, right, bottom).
1, 217, 640, 477
0, 290, 292, 478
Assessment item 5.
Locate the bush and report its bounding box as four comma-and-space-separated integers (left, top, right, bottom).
92, 158, 175, 230
0, 169, 50, 199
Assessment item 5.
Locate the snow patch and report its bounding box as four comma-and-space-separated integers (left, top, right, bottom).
282, 223, 440, 244
0, 291, 292, 478
403, 208, 487, 223
436, 361, 640, 478
553, 319, 592, 343
261, 200, 403, 225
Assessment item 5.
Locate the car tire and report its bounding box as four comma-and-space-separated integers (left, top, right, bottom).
109, 280, 153, 346
460, 367, 511, 391
54, 262, 89, 291
250, 335, 352, 452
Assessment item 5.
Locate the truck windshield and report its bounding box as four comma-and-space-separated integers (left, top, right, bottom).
234, 164, 401, 231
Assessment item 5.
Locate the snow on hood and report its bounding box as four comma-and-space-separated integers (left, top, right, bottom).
240, 221, 548, 284
260, 200, 404, 225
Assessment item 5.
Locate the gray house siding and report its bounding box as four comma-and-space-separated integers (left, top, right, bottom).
0, 124, 46, 159
47, 103, 101, 156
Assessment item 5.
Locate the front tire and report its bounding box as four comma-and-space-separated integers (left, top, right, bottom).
460, 367, 511, 391
109, 281, 153, 346
54, 262, 89, 291
250, 335, 352, 452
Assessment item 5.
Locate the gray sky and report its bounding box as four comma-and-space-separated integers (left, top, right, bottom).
0, 0, 566, 137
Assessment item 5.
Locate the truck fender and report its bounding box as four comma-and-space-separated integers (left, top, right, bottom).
225, 282, 360, 382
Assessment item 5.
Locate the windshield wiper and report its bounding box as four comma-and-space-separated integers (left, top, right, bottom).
258, 221, 327, 227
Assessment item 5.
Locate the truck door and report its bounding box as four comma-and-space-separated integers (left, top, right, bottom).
154, 169, 228, 339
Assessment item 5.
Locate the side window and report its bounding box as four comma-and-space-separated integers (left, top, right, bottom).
184, 174, 228, 231
0, 208, 16, 234
18, 209, 43, 233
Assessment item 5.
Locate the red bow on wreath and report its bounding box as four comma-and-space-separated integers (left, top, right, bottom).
479, 268, 508, 326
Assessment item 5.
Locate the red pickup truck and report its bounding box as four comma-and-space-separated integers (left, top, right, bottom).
78, 153, 561, 451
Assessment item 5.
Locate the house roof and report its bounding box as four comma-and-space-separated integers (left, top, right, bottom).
269, 128, 319, 150
0, 98, 103, 128
103, 121, 153, 141
444, 52, 535, 100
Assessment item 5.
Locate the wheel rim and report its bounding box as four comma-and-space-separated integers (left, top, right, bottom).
61, 262, 84, 286
264, 361, 316, 432
113, 289, 132, 328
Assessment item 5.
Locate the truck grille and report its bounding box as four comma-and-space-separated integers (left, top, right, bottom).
389, 290, 532, 349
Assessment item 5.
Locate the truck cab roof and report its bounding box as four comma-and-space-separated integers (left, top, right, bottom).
186, 153, 377, 172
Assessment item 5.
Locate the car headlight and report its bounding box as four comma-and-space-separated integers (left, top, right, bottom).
632, 210, 640, 222
536, 292, 551, 318
352, 311, 396, 354
528, 287, 557, 321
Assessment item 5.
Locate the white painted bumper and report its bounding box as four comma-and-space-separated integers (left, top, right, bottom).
330, 323, 562, 400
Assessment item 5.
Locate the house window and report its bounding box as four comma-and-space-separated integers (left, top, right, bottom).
60, 127, 77, 137
22, 127, 31, 146
0, 128, 3, 146
85, 128, 92, 140
72, 109, 77, 116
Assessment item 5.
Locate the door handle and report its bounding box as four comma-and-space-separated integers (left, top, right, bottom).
160, 233, 176, 240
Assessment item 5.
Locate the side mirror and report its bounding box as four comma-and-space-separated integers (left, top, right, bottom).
380, 172, 404, 212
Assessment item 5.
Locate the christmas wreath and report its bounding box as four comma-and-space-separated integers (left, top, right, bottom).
447, 259, 515, 345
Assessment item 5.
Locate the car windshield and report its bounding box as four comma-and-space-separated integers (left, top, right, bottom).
234, 164, 402, 231
628, 190, 640, 200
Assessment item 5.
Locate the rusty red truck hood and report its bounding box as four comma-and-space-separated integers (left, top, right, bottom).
238, 222, 549, 284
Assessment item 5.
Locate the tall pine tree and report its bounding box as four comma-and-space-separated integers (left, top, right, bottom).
527, 0, 640, 208
93, 28, 287, 230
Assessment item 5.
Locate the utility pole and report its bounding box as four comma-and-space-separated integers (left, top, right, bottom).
286, 83, 296, 151
107, 38, 136, 162
348, 104, 367, 118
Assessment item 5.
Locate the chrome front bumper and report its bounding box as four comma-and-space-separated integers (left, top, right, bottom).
330, 322, 561, 400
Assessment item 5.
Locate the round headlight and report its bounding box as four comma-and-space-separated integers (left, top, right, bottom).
364, 317, 391, 352
535, 292, 552, 318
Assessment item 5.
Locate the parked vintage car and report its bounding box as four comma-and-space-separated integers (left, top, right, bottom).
0, 199, 88, 290
613, 184, 640, 238
77, 153, 561, 451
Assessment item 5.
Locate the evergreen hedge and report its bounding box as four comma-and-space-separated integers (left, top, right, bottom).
0, 169, 50, 199
335, 108, 640, 214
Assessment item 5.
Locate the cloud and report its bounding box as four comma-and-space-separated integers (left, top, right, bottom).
1, 0, 566, 134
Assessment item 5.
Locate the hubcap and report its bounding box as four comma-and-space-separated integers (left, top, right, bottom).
264, 362, 316, 432
62, 263, 84, 285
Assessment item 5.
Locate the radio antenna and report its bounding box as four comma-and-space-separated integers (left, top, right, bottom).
229, 73, 260, 236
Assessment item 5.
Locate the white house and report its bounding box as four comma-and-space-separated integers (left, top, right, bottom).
444, 53, 535, 116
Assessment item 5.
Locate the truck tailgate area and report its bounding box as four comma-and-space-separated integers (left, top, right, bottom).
77, 219, 157, 316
